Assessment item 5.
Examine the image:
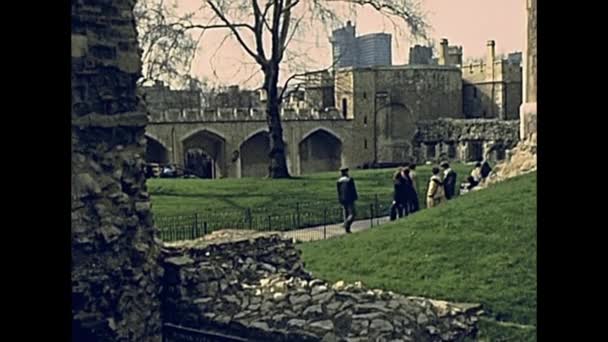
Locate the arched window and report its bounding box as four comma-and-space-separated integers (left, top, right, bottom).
342, 98, 348, 119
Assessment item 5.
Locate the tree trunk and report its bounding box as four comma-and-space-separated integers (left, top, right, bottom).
264, 63, 291, 178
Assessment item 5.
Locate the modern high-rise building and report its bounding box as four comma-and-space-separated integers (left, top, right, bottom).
331, 21, 392, 68
331, 21, 357, 68
356, 33, 392, 67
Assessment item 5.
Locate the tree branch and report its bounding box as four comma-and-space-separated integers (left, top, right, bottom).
278, 0, 293, 62
206, 0, 266, 66
270, 0, 283, 63
251, 0, 269, 64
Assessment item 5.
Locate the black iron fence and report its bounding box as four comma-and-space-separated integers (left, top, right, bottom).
155, 195, 395, 242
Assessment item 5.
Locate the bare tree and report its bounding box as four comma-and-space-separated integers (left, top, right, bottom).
136, 0, 429, 178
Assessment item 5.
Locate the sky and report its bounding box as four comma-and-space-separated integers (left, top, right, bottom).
175, 0, 526, 89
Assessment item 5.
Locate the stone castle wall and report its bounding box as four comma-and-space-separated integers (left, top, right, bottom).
161, 231, 481, 341
71, 0, 162, 340
414, 118, 520, 163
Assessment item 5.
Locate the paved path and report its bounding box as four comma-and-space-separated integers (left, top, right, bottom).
281, 215, 393, 242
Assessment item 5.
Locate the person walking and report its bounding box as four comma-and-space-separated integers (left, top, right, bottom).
441, 161, 457, 200
426, 167, 445, 208
336, 167, 358, 233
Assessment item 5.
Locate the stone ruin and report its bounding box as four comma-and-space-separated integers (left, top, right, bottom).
413, 118, 519, 164
71, 1, 483, 340
71, 0, 162, 340
477, 0, 537, 187
162, 230, 482, 341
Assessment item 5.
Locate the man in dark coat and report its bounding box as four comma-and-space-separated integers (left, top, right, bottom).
407, 163, 420, 213
440, 161, 457, 200
480, 160, 492, 180
390, 167, 408, 220
337, 167, 358, 233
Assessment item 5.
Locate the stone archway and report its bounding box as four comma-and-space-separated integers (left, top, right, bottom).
181, 129, 225, 178
184, 148, 215, 179
240, 130, 270, 178
145, 135, 169, 164
298, 129, 342, 174
377, 102, 416, 163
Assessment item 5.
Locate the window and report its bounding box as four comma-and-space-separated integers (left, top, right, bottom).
364, 139, 368, 149
468, 142, 483, 162
363, 116, 367, 125
473, 87, 477, 98
363, 92, 367, 99
426, 144, 436, 158
496, 147, 506, 160
342, 98, 348, 119
447, 143, 457, 159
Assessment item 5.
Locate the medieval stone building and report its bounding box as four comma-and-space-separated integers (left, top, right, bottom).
140, 32, 524, 178
334, 64, 463, 165
461, 40, 522, 120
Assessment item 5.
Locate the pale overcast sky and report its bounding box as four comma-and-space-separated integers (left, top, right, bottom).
177, 0, 526, 88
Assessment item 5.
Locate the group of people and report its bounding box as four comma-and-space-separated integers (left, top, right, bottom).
390, 163, 419, 220
460, 160, 493, 194
425, 162, 458, 208
335, 160, 493, 233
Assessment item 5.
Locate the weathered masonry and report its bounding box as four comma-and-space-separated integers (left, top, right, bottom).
71, 0, 162, 340
414, 119, 520, 163
461, 40, 522, 120
334, 65, 464, 165
161, 231, 482, 341
520, 0, 537, 141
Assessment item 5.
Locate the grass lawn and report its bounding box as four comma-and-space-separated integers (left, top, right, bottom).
299, 172, 537, 341
147, 163, 472, 218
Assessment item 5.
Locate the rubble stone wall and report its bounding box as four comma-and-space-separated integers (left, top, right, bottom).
161, 231, 481, 341
71, 0, 162, 340
414, 118, 520, 163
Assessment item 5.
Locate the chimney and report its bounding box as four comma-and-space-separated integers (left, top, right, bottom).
487, 40, 496, 67
438, 38, 449, 65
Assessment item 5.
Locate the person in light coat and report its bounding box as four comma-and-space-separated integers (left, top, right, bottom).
426, 167, 446, 208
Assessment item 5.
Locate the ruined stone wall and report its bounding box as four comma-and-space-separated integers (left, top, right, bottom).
520, 0, 537, 141
414, 119, 520, 163
526, 0, 537, 104
161, 231, 480, 341
71, 0, 162, 340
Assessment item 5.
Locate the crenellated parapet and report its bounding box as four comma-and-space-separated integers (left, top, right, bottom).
148, 106, 345, 123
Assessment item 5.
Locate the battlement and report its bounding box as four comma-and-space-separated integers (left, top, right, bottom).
148, 106, 345, 123
462, 59, 522, 83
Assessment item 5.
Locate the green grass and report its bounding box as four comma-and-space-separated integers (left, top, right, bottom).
148, 163, 471, 218
299, 172, 537, 340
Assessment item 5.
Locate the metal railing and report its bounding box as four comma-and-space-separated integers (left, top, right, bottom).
155, 194, 397, 242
